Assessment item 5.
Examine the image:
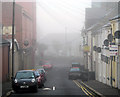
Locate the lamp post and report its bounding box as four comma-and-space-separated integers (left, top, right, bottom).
12, 0, 15, 77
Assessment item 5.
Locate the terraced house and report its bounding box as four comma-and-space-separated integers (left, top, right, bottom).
82, 1, 120, 89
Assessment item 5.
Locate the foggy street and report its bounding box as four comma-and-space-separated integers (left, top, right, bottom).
9, 57, 96, 97
1, 1, 120, 97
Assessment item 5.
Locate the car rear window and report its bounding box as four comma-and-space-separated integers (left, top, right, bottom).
72, 63, 80, 67
70, 68, 80, 72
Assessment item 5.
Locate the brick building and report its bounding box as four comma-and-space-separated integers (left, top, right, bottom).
2, 2, 36, 79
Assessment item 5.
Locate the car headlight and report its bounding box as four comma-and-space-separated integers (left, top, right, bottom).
14, 79, 18, 83
31, 79, 35, 83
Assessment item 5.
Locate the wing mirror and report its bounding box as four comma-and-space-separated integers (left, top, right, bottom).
35, 75, 39, 78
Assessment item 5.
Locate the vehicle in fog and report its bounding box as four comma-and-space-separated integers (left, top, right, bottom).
68, 67, 81, 80
34, 70, 44, 88
72, 62, 80, 68
37, 68, 46, 84
42, 62, 52, 70
12, 70, 38, 92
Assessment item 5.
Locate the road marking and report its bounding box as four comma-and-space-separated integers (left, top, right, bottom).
53, 86, 55, 90
76, 80, 94, 97
42, 88, 51, 90
75, 80, 94, 97
73, 80, 94, 97
73, 80, 89, 96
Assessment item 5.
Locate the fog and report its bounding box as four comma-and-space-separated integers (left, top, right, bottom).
2, 0, 120, 96
36, 0, 91, 61
36, 0, 91, 36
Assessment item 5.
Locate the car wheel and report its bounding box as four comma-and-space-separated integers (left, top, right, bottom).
34, 86, 38, 92
14, 90, 18, 93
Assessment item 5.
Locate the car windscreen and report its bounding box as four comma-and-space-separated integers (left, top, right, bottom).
15, 71, 35, 79
70, 68, 80, 72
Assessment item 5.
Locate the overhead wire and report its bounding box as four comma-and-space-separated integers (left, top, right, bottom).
37, 0, 93, 47
38, 0, 85, 25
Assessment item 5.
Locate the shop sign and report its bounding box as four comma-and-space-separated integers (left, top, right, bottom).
83, 46, 90, 52
3, 26, 16, 35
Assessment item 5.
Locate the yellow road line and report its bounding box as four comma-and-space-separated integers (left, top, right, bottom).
75, 80, 94, 97
75, 81, 94, 96
73, 80, 94, 97
73, 80, 89, 96
81, 86, 95, 97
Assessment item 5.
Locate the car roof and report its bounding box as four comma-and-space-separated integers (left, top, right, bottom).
17, 70, 34, 72
37, 68, 44, 70
72, 62, 79, 64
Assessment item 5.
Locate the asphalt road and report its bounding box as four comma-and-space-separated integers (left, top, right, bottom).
9, 60, 96, 97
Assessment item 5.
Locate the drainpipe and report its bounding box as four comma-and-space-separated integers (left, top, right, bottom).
8, 43, 10, 80
110, 27, 113, 87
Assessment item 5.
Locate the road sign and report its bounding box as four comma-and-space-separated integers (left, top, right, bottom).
109, 45, 118, 56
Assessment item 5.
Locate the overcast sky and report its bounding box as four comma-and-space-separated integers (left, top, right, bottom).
36, 0, 91, 41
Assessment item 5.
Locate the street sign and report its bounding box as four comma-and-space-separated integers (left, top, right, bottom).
109, 45, 118, 56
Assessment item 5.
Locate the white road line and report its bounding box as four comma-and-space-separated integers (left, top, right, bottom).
42, 88, 51, 90
53, 86, 55, 90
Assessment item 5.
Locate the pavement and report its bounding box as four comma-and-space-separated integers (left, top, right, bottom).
78, 80, 120, 97
1, 81, 12, 97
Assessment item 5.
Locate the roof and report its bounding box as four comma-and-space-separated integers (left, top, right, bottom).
110, 14, 120, 21
102, 23, 111, 28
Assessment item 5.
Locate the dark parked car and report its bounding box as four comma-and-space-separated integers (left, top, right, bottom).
71, 62, 84, 71
68, 67, 81, 80
12, 70, 38, 92
37, 68, 46, 83
71, 62, 80, 68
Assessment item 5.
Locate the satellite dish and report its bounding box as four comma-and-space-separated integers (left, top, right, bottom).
93, 46, 97, 51
97, 47, 101, 53
107, 34, 113, 42
104, 39, 109, 46
114, 31, 120, 39
24, 40, 29, 46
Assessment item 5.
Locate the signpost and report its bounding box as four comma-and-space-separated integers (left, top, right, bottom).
109, 45, 118, 87
109, 45, 118, 56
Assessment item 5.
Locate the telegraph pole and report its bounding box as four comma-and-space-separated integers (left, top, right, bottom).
12, 0, 15, 77
65, 26, 67, 56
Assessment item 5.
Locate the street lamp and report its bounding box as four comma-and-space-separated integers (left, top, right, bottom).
12, 0, 15, 77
